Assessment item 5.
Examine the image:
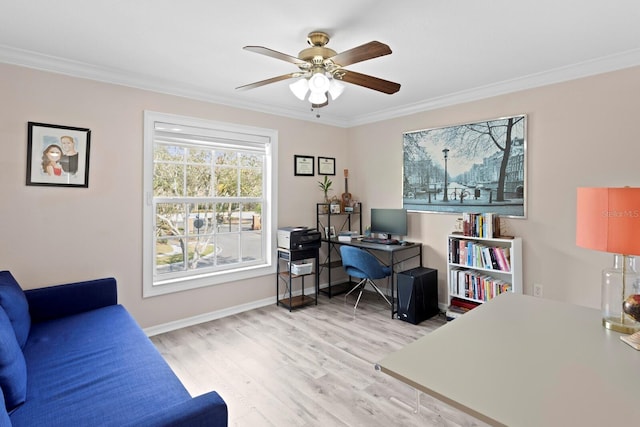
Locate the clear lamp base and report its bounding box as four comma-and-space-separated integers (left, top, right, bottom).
602, 254, 640, 334
602, 316, 640, 334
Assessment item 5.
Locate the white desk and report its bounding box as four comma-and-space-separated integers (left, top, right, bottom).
378, 293, 640, 427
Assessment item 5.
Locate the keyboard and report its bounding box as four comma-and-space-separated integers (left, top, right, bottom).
361, 237, 400, 245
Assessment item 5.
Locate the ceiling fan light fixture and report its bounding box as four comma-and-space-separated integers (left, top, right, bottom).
328, 78, 345, 100
308, 91, 328, 105
289, 78, 309, 100
308, 71, 330, 94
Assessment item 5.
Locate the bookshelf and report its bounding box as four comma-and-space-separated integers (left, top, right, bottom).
446, 233, 522, 320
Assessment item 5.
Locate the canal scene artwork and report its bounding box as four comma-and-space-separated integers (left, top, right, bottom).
403, 114, 526, 218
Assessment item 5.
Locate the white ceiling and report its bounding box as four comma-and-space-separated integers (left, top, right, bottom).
2, 0, 640, 127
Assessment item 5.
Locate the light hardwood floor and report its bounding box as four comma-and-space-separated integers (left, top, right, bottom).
150, 291, 489, 427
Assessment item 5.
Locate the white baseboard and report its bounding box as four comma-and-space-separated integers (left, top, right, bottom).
143, 286, 318, 337
143, 296, 274, 336
144, 281, 448, 336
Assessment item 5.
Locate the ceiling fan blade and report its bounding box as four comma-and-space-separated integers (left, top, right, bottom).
339, 70, 401, 94
330, 41, 392, 67
236, 73, 301, 91
243, 46, 308, 66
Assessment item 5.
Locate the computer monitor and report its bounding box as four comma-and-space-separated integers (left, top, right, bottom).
370, 208, 408, 239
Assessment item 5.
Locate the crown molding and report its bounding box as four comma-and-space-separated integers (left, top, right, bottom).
2, 44, 640, 128
0, 44, 351, 127
347, 48, 640, 127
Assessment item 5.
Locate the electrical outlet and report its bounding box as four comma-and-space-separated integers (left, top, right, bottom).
533, 283, 543, 298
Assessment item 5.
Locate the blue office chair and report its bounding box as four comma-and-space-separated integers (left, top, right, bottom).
340, 245, 392, 312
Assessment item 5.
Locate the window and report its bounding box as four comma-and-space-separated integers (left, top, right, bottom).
143, 111, 277, 297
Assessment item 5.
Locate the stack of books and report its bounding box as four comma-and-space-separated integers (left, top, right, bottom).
461, 212, 500, 238
445, 297, 480, 321
337, 231, 359, 242
449, 268, 512, 301
448, 239, 511, 271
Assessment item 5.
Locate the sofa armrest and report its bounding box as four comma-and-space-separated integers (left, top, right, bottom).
128, 391, 228, 427
25, 277, 117, 323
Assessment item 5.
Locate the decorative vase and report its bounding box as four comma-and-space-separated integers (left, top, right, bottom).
602, 254, 640, 333
319, 197, 330, 214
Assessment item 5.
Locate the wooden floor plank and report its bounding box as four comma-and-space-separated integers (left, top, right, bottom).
151, 291, 490, 427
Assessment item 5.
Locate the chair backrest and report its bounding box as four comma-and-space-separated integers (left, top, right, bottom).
340, 246, 390, 280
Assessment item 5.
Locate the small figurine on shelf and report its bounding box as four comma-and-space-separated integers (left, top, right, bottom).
330, 196, 341, 213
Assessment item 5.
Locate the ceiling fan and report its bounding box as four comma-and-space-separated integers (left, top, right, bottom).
236, 31, 401, 108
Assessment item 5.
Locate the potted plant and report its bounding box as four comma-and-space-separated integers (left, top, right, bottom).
318, 175, 332, 202
318, 176, 332, 213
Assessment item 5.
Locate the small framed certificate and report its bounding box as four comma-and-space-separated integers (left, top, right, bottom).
318, 156, 336, 175
294, 155, 314, 176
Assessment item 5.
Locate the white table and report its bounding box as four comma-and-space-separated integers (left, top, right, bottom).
377, 293, 640, 427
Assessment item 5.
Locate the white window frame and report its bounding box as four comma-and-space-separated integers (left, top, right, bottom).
143, 111, 278, 297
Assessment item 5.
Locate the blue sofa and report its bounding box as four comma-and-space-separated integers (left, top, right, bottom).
0, 271, 227, 426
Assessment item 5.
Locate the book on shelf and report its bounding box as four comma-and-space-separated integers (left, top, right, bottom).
494, 246, 510, 272
487, 246, 500, 270
449, 268, 513, 302
461, 212, 501, 238
446, 298, 480, 320
450, 297, 481, 310
337, 230, 359, 242
448, 237, 511, 272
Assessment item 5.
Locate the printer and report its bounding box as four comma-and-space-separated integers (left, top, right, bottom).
277, 226, 321, 250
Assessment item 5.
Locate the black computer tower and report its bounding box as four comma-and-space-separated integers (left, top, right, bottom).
396, 267, 438, 324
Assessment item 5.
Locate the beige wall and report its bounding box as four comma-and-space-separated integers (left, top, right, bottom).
348, 65, 640, 309
2, 62, 639, 328
0, 63, 347, 328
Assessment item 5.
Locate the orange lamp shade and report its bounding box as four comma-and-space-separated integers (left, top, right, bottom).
576, 187, 640, 256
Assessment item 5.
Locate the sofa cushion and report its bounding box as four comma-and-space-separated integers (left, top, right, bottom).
0, 386, 12, 426
0, 306, 27, 412
12, 305, 194, 426
0, 271, 31, 348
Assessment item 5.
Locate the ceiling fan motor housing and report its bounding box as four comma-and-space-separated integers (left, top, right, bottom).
298, 47, 337, 63
299, 31, 338, 70
307, 31, 330, 47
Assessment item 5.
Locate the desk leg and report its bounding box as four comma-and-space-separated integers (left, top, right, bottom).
387, 387, 421, 414
315, 253, 319, 305
391, 252, 396, 319
288, 262, 293, 312
377, 362, 421, 413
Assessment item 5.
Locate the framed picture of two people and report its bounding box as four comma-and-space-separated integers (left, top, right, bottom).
26, 122, 91, 188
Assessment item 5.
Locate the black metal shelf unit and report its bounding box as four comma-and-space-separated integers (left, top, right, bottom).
316, 202, 362, 297
276, 247, 319, 311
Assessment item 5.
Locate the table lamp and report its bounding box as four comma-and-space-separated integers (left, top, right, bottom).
576, 187, 640, 334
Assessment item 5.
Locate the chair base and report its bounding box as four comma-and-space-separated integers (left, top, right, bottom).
345, 278, 392, 312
